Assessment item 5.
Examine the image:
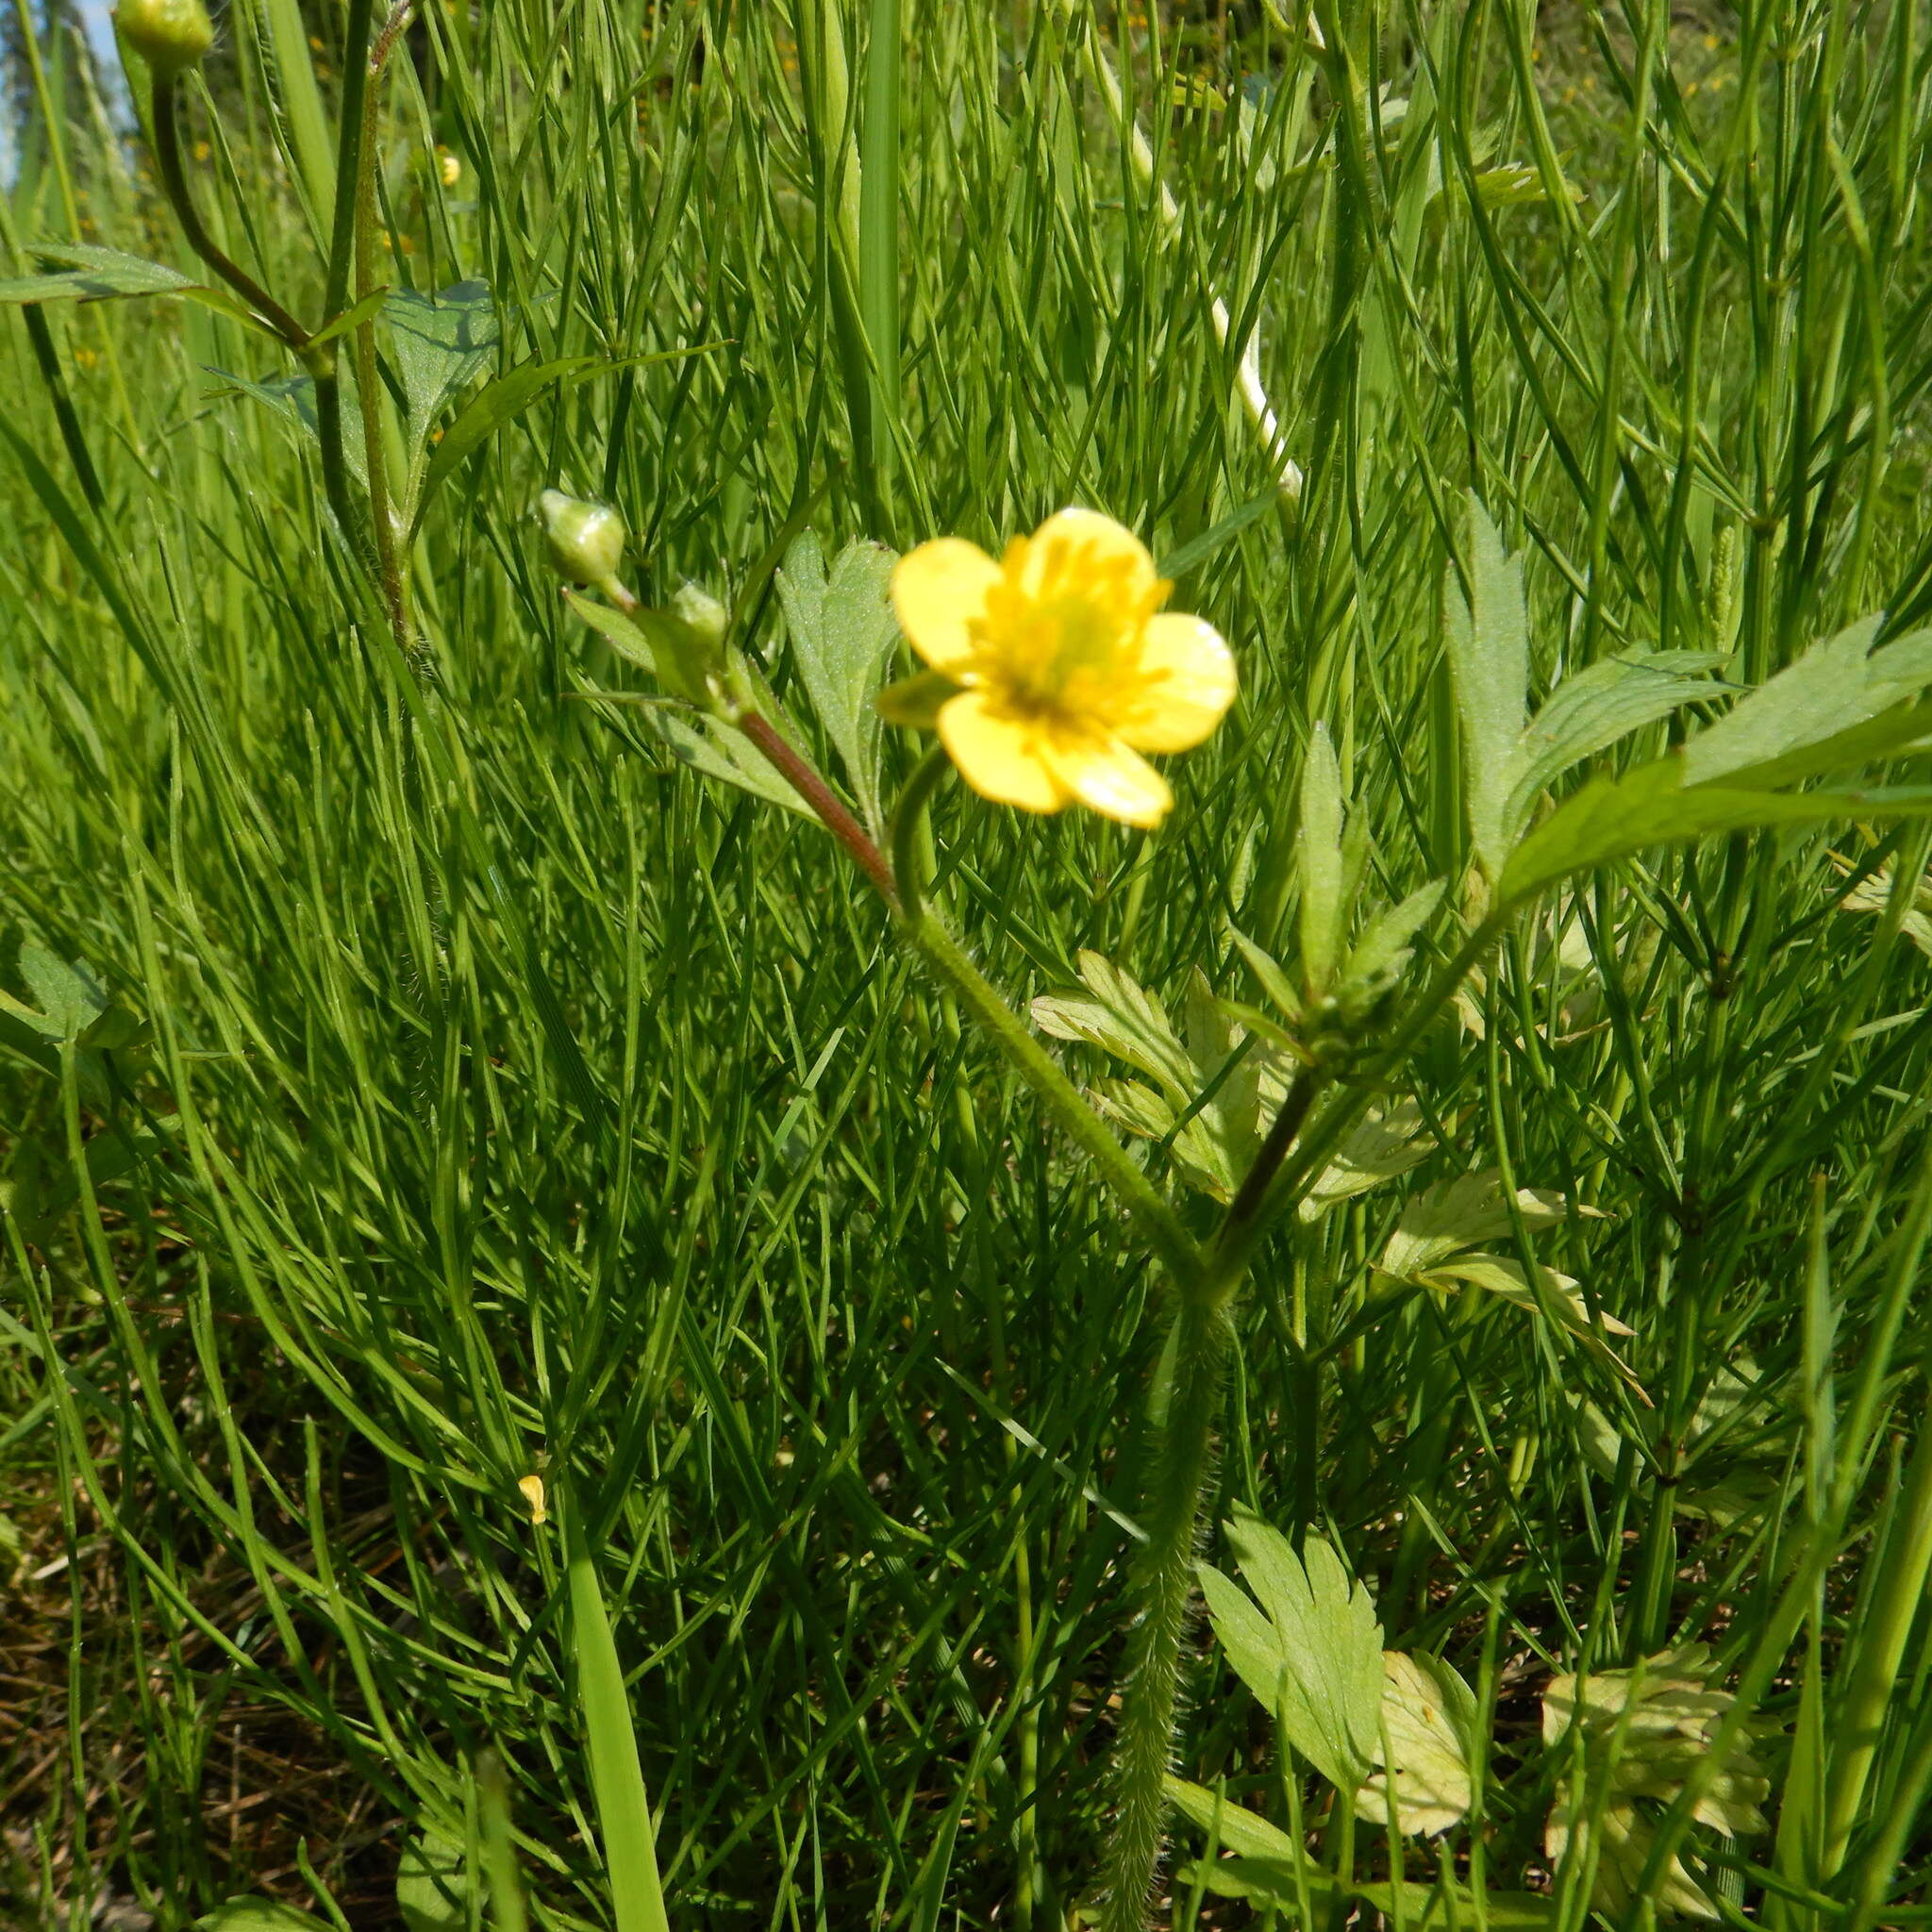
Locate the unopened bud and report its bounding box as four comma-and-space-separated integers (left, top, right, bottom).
115, 0, 215, 77
538, 489, 626, 588
644, 582, 731, 706
668, 581, 728, 650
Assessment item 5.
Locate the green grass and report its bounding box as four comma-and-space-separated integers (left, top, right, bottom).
5, 0, 1932, 1927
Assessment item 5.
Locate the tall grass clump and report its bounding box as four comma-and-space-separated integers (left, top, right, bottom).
5, 1, 1932, 1928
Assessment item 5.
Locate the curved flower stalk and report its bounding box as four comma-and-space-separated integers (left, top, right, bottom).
113, 0, 415, 634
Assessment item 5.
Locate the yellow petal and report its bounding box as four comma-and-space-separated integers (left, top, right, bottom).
938, 691, 1066, 813
1040, 730, 1173, 827
1017, 508, 1160, 606
891, 539, 1001, 673
1117, 612, 1238, 751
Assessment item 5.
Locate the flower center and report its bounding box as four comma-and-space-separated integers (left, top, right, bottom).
969, 543, 1156, 728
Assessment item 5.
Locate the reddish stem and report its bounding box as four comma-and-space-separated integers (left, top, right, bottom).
735, 711, 901, 908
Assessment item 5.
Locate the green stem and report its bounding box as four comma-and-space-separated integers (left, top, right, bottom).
1099, 1291, 1234, 1932
1822, 1413, 1932, 1871
857, 0, 902, 520
308, 0, 378, 575
889, 741, 952, 918
357, 8, 412, 639
1095, 1068, 1332, 1927
149, 80, 309, 346
325, 0, 377, 318
1213, 1065, 1324, 1274
1091, 910, 1516, 1922
906, 911, 1203, 1286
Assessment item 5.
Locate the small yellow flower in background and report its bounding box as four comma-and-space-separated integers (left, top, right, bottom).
886, 508, 1236, 828
438, 147, 462, 188
517, 1474, 547, 1525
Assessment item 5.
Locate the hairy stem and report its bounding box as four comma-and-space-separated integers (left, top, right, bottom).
325, 0, 377, 318
1096, 1073, 1327, 1930
1098, 913, 1509, 1923
1099, 1290, 1233, 1932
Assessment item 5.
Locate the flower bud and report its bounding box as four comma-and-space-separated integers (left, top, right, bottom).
668, 581, 728, 651
115, 0, 215, 77
538, 489, 626, 588
643, 582, 730, 706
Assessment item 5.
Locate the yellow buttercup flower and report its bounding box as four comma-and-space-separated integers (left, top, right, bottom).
887, 509, 1236, 828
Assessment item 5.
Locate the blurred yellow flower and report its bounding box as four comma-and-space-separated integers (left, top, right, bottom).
887, 509, 1235, 828
438, 148, 461, 188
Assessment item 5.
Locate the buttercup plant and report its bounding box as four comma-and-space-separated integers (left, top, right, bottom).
11, 4, 1932, 1923
554, 485, 1932, 1926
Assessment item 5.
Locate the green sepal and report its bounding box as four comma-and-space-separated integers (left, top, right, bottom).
876, 669, 961, 728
